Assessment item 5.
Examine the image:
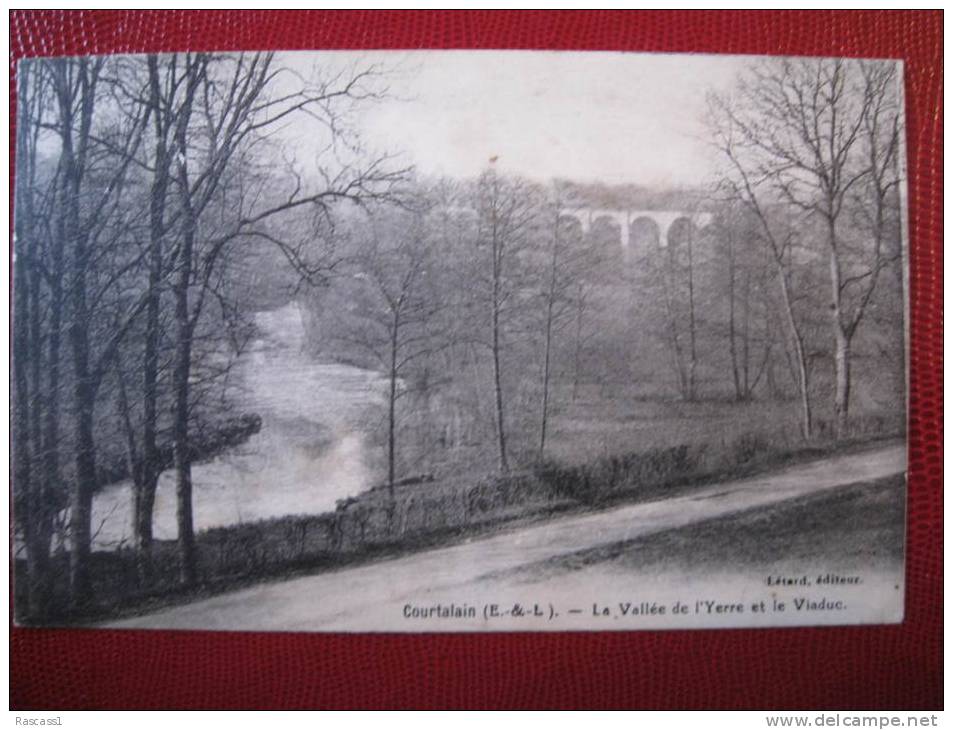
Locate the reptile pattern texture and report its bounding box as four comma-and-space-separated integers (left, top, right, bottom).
9, 10, 942, 710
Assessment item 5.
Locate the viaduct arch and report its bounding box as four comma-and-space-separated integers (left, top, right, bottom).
559, 208, 713, 249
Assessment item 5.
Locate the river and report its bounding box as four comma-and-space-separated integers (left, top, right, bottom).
91, 303, 389, 549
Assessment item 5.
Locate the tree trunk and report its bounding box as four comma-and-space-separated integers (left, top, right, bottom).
61, 60, 98, 605
538, 306, 554, 461
776, 267, 813, 439
742, 270, 751, 397
26, 263, 55, 618
490, 201, 509, 473
114, 361, 152, 582
66, 193, 96, 607
387, 312, 399, 500
171, 63, 201, 588
67, 225, 97, 605
726, 234, 742, 400
14, 62, 53, 619
44, 67, 68, 604
491, 300, 509, 473
833, 325, 852, 438
135, 53, 169, 581
686, 224, 697, 401
172, 244, 197, 587
172, 204, 198, 587
827, 217, 851, 438
14, 252, 50, 618
571, 290, 585, 403
69, 374, 97, 606
660, 238, 690, 400
538, 217, 559, 461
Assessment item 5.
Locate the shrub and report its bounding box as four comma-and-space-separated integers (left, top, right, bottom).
731, 433, 771, 467
536, 460, 596, 503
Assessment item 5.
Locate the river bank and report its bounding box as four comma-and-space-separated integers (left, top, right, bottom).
16, 430, 903, 626
102, 444, 905, 631
91, 304, 389, 549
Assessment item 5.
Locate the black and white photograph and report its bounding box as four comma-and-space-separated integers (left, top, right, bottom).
11, 49, 908, 632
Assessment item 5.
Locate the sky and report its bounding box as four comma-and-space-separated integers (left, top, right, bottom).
277, 50, 745, 188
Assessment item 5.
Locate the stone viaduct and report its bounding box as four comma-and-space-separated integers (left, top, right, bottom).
559, 208, 714, 249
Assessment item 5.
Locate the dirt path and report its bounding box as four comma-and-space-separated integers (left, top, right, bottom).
105, 441, 905, 632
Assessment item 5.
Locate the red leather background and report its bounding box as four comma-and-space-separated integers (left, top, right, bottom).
9, 10, 942, 710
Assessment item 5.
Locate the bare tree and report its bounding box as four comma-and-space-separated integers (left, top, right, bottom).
711, 207, 775, 401
44, 56, 153, 604
709, 83, 817, 438
472, 168, 539, 473
642, 215, 703, 401
569, 281, 591, 403
13, 59, 57, 618
130, 53, 180, 579
161, 52, 408, 585
333, 207, 447, 503
709, 58, 902, 436
537, 193, 595, 459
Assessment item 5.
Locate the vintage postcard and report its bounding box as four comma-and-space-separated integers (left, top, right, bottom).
12, 50, 908, 631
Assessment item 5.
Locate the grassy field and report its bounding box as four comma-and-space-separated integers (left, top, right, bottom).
406, 382, 904, 480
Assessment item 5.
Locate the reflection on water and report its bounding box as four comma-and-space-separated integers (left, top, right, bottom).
92, 303, 388, 549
